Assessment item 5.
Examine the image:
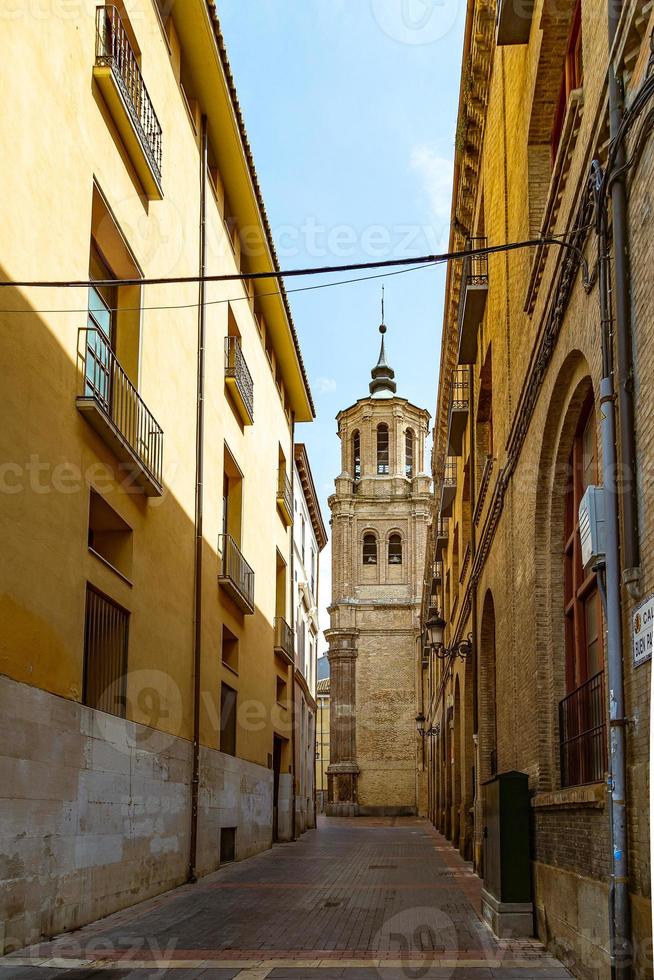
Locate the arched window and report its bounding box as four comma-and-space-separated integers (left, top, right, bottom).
377, 423, 389, 474
405, 429, 414, 478
362, 533, 377, 565
388, 533, 402, 565
561, 397, 605, 787
352, 430, 361, 481
564, 400, 601, 688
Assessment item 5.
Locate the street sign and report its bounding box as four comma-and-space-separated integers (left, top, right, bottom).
632, 593, 654, 668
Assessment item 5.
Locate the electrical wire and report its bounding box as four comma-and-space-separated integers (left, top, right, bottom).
0, 260, 435, 316
0, 232, 590, 293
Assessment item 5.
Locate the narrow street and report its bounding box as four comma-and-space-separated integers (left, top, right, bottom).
1, 818, 570, 980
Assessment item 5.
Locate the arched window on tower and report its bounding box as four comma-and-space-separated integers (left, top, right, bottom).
405, 428, 414, 478
362, 533, 378, 565
377, 423, 389, 474
352, 430, 361, 481
388, 533, 403, 565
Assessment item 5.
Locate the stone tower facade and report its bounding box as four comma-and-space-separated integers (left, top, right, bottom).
326, 319, 431, 816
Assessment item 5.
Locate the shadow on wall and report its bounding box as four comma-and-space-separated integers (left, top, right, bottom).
0, 271, 293, 954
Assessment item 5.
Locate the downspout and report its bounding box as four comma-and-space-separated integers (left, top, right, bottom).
468, 363, 479, 866
314, 537, 321, 826
593, 158, 631, 980
289, 414, 297, 840
608, 2, 640, 596
188, 115, 208, 883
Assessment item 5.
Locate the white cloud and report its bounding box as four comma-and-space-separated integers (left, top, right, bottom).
315, 376, 337, 395
410, 145, 454, 230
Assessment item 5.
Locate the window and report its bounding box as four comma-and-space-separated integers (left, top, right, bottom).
352, 430, 361, 480
563, 400, 601, 690
551, 0, 583, 161
377, 423, 389, 474
83, 585, 129, 717
88, 490, 133, 580
86, 247, 116, 410
221, 625, 239, 673
363, 533, 378, 565
388, 534, 403, 565
301, 515, 306, 564
405, 429, 414, 478
276, 674, 287, 704
560, 397, 606, 788
222, 446, 243, 545
220, 683, 237, 756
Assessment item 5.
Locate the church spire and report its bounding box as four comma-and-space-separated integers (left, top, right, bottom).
369, 287, 397, 397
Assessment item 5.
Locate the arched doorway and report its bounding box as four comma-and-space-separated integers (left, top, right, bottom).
474, 589, 497, 872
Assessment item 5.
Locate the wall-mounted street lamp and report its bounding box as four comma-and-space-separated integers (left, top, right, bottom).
423, 609, 473, 662
416, 712, 441, 739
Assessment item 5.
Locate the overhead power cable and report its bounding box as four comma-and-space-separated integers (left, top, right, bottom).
0, 233, 591, 291
0, 261, 432, 316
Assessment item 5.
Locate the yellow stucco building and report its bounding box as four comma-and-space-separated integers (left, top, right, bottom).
0, 0, 315, 953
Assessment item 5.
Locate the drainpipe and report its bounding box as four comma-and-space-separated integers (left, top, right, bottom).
314, 538, 321, 825
608, 2, 640, 596
468, 363, 478, 866
289, 414, 297, 841
188, 115, 208, 884
593, 158, 631, 980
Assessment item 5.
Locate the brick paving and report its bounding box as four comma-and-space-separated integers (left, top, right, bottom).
0, 817, 572, 979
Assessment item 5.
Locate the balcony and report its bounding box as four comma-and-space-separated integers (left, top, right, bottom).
496, 0, 535, 46
77, 326, 164, 496
559, 671, 607, 787
276, 469, 293, 527
446, 367, 469, 456
225, 336, 254, 425
435, 517, 449, 558
440, 458, 457, 518
218, 534, 255, 614
93, 6, 163, 199
458, 237, 488, 365
274, 616, 294, 665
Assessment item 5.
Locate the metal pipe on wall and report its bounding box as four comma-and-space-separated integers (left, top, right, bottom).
608, 0, 640, 596
188, 114, 208, 884
593, 155, 631, 978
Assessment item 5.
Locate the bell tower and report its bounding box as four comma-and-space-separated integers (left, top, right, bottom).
326, 304, 431, 816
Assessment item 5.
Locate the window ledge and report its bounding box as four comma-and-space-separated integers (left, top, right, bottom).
531, 782, 606, 810
524, 87, 584, 315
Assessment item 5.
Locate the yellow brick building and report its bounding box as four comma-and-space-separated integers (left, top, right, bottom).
0, 0, 314, 953
422, 1, 652, 976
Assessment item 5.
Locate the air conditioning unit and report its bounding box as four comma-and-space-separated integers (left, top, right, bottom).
579, 486, 606, 571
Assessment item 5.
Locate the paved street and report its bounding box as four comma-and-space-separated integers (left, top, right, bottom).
0, 818, 571, 979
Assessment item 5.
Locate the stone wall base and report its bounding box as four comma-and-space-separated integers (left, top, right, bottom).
481, 888, 534, 938
0, 675, 283, 955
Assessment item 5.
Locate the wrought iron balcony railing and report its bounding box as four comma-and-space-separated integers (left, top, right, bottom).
225, 336, 254, 425
559, 670, 607, 787
458, 236, 489, 365
435, 517, 449, 558
274, 616, 294, 664
218, 533, 255, 614
447, 367, 470, 456
77, 326, 164, 495
95, 6, 162, 195
440, 458, 457, 518
276, 468, 293, 526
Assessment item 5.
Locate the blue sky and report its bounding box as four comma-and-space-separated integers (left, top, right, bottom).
218, 1, 466, 649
